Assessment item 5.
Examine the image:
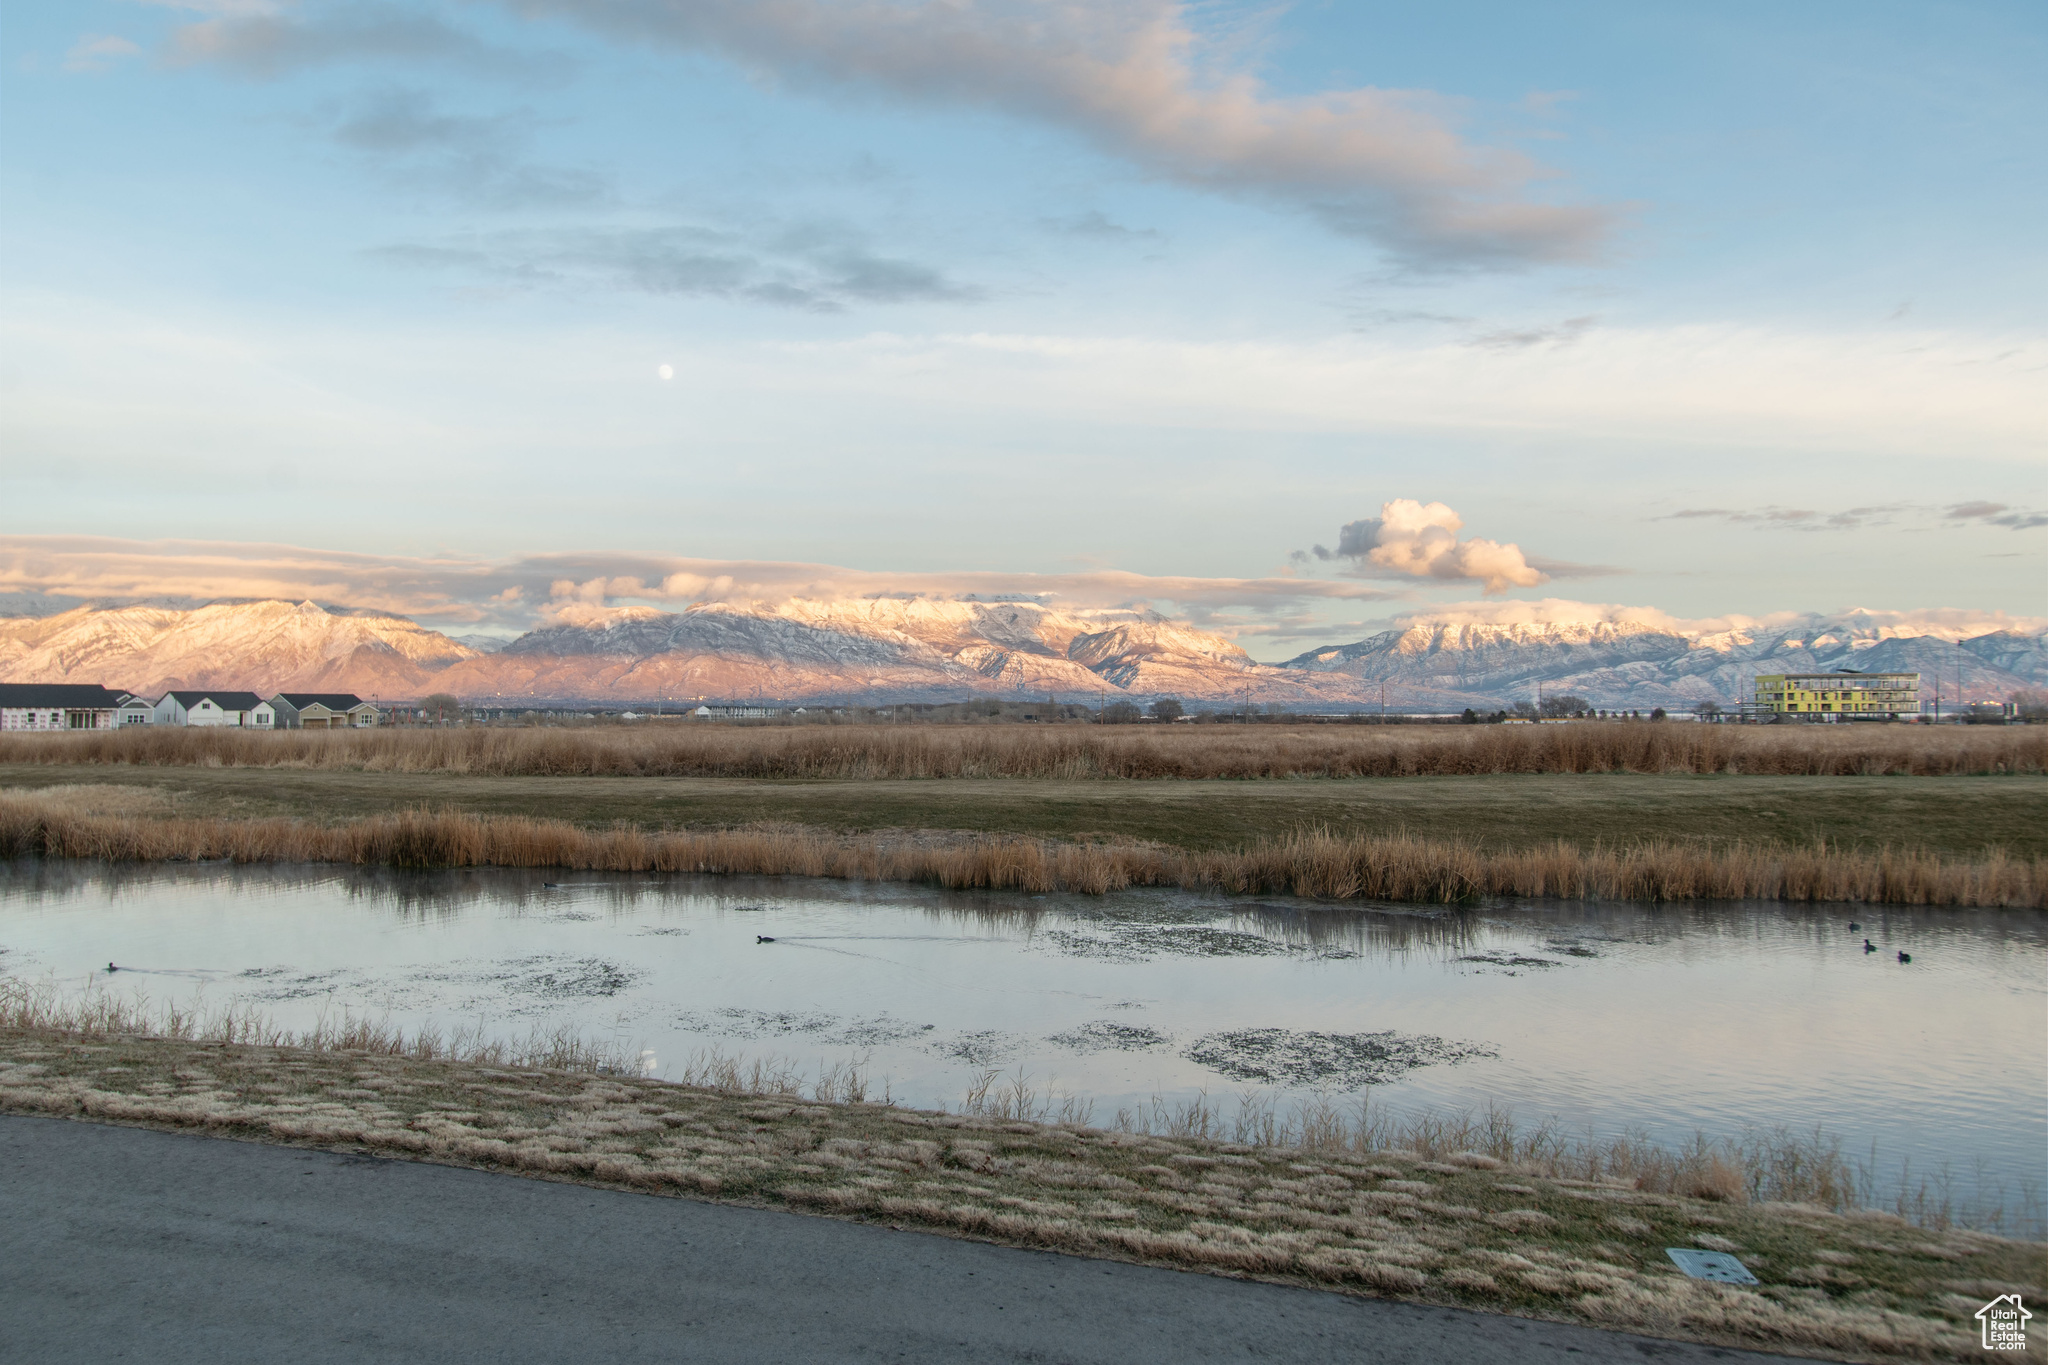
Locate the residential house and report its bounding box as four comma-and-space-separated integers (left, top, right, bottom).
0, 684, 132, 731
154, 691, 275, 728
116, 696, 156, 726
269, 693, 380, 729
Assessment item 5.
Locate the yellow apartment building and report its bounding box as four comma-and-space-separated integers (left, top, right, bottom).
1751, 671, 1919, 719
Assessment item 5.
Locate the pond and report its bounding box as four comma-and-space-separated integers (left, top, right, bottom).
3, 861, 2042, 1223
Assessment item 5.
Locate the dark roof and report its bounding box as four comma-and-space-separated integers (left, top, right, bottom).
272, 693, 370, 710
0, 684, 131, 709
164, 691, 265, 710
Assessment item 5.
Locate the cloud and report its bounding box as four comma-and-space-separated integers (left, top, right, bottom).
331, 90, 608, 208
0, 536, 509, 623
753, 325, 2046, 459
473, 0, 1615, 268
0, 536, 1398, 631
368, 221, 980, 310
1667, 507, 1822, 525
64, 34, 143, 72
1322, 499, 1549, 595
164, 4, 563, 80
1467, 315, 1596, 350
1523, 555, 1628, 580
1039, 210, 1161, 243
1669, 501, 2043, 532
1945, 500, 2048, 530
134, 2, 284, 14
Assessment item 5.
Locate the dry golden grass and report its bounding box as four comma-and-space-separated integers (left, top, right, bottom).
2, 793, 2039, 906
5, 721, 2043, 778
0, 782, 175, 818
3, 993, 2038, 1363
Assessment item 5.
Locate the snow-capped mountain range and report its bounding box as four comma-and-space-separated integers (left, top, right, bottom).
1, 598, 2042, 710
1280, 616, 2047, 710
0, 600, 475, 699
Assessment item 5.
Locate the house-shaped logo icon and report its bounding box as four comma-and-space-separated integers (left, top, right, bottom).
1977, 1294, 2030, 1352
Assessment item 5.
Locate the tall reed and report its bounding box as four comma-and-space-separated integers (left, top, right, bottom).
4, 721, 2041, 779
2, 797, 2037, 906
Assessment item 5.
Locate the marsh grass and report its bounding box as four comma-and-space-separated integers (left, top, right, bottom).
1102, 1091, 2042, 1241
2, 794, 2039, 906
3, 995, 2039, 1363
5, 722, 2043, 779
0, 971, 639, 1073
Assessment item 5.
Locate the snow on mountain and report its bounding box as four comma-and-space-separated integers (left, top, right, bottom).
433, 598, 1295, 703
6, 597, 2040, 710
0, 600, 477, 697
1960, 629, 2048, 684
1281, 612, 2048, 709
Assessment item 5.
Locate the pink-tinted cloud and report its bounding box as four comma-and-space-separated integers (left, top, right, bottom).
0, 536, 1398, 630
1322, 499, 1550, 595
1380, 597, 2048, 639
169, 0, 1616, 266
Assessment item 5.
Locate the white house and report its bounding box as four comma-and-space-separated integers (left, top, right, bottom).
269, 693, 380, 729
0, 684, 131, 731
154, 691, 275, 728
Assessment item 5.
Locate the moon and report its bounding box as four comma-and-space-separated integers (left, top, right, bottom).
657, 363, 674, 381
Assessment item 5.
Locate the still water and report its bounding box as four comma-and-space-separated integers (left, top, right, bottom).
3, 861, 2042, 1204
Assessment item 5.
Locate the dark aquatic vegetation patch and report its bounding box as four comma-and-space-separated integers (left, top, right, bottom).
1037, 930, 1147, 962
1185, 1028, 1497, 1090
1039, 923, 1294, 963
1048, 1020, 1172, 1053
837, 1016, 938, 1047
680, 1007, 836, 1038
678, 1007, 934, 1048
1544, 940, 1602, 958
543, 910, 601, 923
943, 1030, 1022, 1066
500, 956, 638, 1000
1069, 903, 1223, 928
634, 927, 686, 937
1457, 951, 1563, 970
237, 967, 349, 1001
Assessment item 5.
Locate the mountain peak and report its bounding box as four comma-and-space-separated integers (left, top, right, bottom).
4, 597, 2040, 709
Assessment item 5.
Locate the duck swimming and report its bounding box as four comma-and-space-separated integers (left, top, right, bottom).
1862, 939, 1876, 952
1898, 951, 1911, 963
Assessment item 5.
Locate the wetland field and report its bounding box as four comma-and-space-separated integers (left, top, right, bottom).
2, 723, 2042, 1361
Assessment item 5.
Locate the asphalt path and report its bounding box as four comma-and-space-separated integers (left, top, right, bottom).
2, 1115, 1821, 1364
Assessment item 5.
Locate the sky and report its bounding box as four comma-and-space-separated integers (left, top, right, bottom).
3, 0, 2043, 652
